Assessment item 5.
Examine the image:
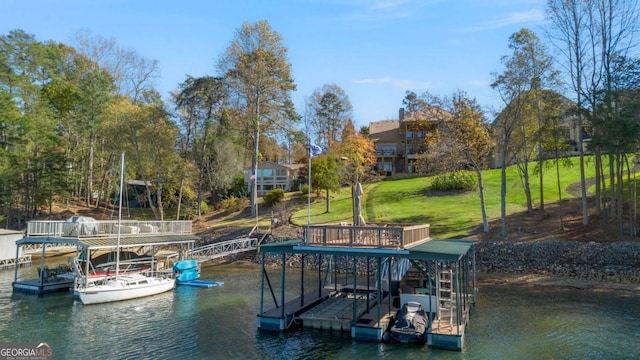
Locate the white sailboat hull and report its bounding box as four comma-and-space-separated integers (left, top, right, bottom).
77, 274, 175, 305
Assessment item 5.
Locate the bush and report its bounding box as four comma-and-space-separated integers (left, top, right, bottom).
300, 184, 310, 195
199, 201, 209, 213
263, 189, 285, 207
220, 196, 249, 212
431, 171, 476, 192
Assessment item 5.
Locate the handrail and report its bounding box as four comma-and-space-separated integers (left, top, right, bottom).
303, 224, 429, 249
26, 220, 193, 238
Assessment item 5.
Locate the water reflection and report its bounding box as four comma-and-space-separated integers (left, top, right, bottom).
0, 264, 639, 359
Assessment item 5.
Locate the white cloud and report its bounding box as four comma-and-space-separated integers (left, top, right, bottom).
353, 77, 393, 84
352, 77, 432, 89
370, 0, 412, 10
496, 9, 546, 27
456, 9, 546, 32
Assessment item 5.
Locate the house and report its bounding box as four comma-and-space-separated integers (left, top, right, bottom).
369, 107, 451, 175
490, 90, 591, 167
245, 162, 304, 196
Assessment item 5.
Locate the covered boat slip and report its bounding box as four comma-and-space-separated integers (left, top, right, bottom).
12, 219, 198, 295
257, 227, 476, 351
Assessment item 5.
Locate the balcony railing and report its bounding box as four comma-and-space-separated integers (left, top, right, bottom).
26, 220, 193, 238
375, 149, 397, 156
303, 224, 429, 249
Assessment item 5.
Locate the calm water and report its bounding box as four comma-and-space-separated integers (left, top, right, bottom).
1, 263, 640, 359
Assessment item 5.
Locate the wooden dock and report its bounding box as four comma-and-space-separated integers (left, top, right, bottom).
258, 285, 397, 342
298, 290, 379, 331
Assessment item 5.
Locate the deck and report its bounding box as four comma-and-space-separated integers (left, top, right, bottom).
258, 285, 395, 342
258, 288, 335, 331
304, 224, 430, 249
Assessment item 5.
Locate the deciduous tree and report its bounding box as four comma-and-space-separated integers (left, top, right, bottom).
218, 20, 297, 217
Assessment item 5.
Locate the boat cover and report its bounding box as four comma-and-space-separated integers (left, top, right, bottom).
390, 301, 429, 344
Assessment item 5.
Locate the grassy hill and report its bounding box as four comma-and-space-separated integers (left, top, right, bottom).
56, 156, 618, 242
290, 156, 599, 239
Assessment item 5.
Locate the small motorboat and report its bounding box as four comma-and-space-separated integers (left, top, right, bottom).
390, 301, 429, 344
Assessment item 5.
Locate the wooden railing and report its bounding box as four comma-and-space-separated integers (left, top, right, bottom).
303, 224, 429, 249
26, 220, 193, 238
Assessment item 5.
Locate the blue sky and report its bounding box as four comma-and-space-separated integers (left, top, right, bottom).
1, 0, 547, 129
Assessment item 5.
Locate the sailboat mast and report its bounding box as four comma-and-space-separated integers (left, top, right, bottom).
115, 152, 124, 279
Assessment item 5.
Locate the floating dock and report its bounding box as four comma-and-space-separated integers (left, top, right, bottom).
12, 266, 74, 294
178, 279, 224, 288
257, 224, 476, 351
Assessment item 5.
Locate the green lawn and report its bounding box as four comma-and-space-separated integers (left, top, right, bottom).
291, 156, 603, 239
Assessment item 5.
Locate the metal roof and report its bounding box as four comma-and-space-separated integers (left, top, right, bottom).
259, 239, 304, 253
259, 239, 473, 261
16, 234, 198, 250
405, 239, 474, 261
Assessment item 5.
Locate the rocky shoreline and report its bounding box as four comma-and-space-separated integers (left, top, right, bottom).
476, 240, 640, 283
232, 236, 640, 293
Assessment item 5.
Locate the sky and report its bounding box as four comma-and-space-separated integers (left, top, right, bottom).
1, 0, 548, 129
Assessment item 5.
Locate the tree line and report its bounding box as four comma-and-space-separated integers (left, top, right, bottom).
3, 0, 640, 240
0, 22, 375, 228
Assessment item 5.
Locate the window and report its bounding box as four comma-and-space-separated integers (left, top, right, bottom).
417, 130, 424, 138
258, 169, 273, 178
276, 169, 287, 176
406, 143, 414, 154
381, 162, 392, 172
376, 144, 396, 156
408, 160, 416, 173
406, 131, 413, 139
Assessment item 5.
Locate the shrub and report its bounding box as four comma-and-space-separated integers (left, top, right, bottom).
263, 189, 285, 206
300, 184, 310, 195
199, 201, 209, 213
431, 171, 476, 192
220, 196, 249, 212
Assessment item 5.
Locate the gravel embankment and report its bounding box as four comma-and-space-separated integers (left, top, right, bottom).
476, 240, 640, 284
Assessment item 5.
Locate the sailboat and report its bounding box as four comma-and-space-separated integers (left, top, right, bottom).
76, 153, 175, 305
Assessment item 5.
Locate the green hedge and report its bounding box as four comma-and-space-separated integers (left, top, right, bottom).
431, 171, 476, 191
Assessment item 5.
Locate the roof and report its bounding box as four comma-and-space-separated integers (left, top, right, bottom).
405, 239, 474, 261
16, 234, 198, 250
259, 239, 473, 261
259, 239, 304, 253
257, 161, 292, 170
403, 106, 452, 123
369, 120, 400, 142
0, 229, 23, 235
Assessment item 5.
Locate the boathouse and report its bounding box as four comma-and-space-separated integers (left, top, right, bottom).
11, 218, 198, 295
257, 224, 476, 351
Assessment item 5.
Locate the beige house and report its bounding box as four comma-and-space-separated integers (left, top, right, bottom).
490, 91, 591, 167
369, 107, 451, 175
245, 162, 304, 196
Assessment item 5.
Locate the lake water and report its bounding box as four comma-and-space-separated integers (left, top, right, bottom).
1, 263, 639, 359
